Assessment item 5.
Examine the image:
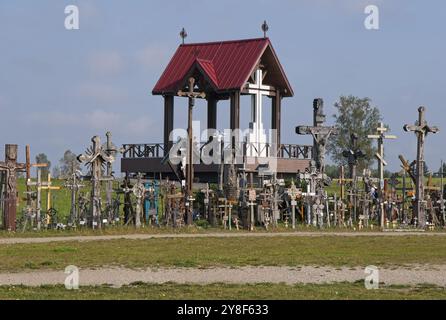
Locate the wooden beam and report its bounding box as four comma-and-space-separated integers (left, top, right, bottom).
271, 90, 282, 147
163, 95, 174, 156
207, 95, 217, 132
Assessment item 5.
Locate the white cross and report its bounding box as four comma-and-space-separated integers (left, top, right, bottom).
245, 69, 275, 157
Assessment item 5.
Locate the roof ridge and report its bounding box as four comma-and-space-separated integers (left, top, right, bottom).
180, 37, 269, 47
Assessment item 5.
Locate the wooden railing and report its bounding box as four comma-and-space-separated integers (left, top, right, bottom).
122, 143, 313, 160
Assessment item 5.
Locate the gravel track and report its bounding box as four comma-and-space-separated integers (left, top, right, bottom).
1, 265, 445, 287
1, 231, 445, 245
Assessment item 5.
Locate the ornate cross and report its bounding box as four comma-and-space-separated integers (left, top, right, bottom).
78, 135, 116, 229
0, 145, 26, 231
403, 106, 439, 228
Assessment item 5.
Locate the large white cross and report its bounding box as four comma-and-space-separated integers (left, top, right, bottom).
245, 68, 275, 157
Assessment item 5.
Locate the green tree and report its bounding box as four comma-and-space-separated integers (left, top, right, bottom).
327, 95, 383, 172
59, 150, 80, 178
35, 153, 51, 179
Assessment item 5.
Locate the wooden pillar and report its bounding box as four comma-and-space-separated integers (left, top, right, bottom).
271, 90, 282, 148
163, 95, 174, 156
230, 91, 240, 151
207, 95, 218, 133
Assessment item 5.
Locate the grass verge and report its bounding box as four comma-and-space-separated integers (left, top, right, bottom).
1, 282, 445, 300
2, 236, 446, 271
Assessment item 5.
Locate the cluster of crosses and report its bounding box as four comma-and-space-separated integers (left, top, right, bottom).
0, 105, 443, 231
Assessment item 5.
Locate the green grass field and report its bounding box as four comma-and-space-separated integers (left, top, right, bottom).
1, 282, 446, 300
2, 236, 446, 272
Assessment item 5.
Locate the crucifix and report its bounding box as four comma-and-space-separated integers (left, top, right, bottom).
64, 162, 84, 227
0, 144, 26, 231
342, 133, 365, 223
403, 106, 439, 228
245, 68, 275, 157
368, 122, 397, 228
78, 135, 116, 229
178, 77, 206, 226
296, 99, 338, 174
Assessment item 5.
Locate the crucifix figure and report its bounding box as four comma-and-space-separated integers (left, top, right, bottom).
0, 144, 26, 231
296, 99, 338, 173
178, 77, 206, 226
245, 68, 275, 157
78, 135, 116, 229
368, 122, 397, 228
403, 106, 439, 228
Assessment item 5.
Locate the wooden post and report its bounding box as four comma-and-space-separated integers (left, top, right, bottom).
163, 95, 174, 156
230, 91, 240, 152
271, 90, 281, 150
0, 145, 26, 231
404, 106, 439, 228
207, 95, 217, 134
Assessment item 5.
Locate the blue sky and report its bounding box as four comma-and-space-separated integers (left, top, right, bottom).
0, 0, 445, 173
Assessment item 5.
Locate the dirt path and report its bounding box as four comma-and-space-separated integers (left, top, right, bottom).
1, 231, 445, 245
0, 265, 445, 287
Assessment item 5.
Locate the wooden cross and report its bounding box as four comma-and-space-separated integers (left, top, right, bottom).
26, 163, 49, 230
0, 145, 26, 231
64, 162, 84, 227
403, 106, 439, 228
178, 77, 206, 226
40, 173, 61, 227
286, 179, 301, 229
342, 133, 365, 223
368, 122, 397, 192
296, 99, 338, 173
78, 135, 115, 229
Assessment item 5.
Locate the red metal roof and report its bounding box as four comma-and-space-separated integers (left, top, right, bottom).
152, 38, 293, 97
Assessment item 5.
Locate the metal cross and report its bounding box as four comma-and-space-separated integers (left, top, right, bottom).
403, 106, 439, 228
